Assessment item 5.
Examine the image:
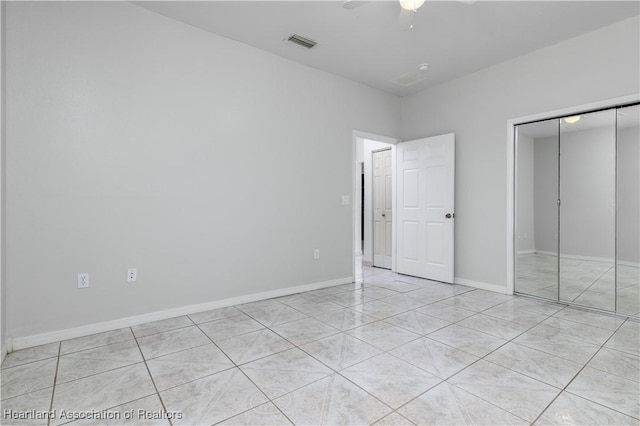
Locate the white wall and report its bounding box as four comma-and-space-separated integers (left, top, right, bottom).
515, 135, 534, 253
5, 2, 400, 341
533, 136, 559, 254
535, 126, 617, 260
530, 123, 637, 263
560, 125, 616, 261
618, 125, 640, 264
5, 2, 639, 345
401, 16, 640, 289
560, 126, 617, 260
1, 0, 6, 360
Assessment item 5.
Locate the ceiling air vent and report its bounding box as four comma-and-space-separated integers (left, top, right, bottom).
287, 34, 317, 49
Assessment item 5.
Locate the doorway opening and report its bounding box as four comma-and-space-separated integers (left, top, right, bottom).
352, 132, 398, 281
352, 131, 456, 285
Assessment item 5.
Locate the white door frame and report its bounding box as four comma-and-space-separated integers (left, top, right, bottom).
506, 94, 639, 295
352, 131, 399, 280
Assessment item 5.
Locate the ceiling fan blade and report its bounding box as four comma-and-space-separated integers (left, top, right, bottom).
342, 0, 370, 10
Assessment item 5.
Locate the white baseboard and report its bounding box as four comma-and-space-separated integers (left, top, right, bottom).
454, 277, 509, 295
536, 250, 614, 263
1, 342, 7, 364
517, 249, 536, 255
10, 277, 353, 352
532, 251, 557, 258
534, 251, 639, 267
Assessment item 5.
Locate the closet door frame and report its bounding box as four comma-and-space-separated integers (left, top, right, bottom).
506, 94, 639, 301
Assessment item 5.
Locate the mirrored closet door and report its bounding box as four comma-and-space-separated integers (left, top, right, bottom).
617, 104, 640, 316
558, 109, 616, 310
514, 103, 639, 317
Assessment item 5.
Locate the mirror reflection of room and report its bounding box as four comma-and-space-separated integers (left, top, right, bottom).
617, 104, 640, 315
516, 118, 559, 301
515, 104, 639, 317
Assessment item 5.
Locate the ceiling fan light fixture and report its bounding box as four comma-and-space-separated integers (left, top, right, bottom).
399, 0, 426, 11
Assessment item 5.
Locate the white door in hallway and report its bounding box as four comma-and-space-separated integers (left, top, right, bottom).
373, 148, 393, 269
396, 134, 455, 283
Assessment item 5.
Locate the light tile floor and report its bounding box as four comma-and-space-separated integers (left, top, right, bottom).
516, 253, 640, 316
2, 265, 639, 425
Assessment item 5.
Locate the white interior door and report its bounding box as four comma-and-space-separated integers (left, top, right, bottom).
373, 149, 393, 269
396, 134, 455, 283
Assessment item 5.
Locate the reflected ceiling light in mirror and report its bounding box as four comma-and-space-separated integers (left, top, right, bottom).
399, 0, 426, 11
564, 115, 581, 124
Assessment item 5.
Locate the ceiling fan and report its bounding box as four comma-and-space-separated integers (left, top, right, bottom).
343, 0, 474, 30
344, 0, 426, 30
342, 0, 474, 87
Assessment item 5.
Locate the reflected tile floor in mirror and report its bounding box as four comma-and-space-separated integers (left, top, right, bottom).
2, 263, 639, 425
517, 253, 640, 316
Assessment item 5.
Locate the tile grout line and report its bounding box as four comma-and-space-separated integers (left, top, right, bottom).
567, 264, 615, 304
173, 273, 625, 424
291, 289, 522, 424
205, 296, 412, 424
279, 282, 520, 421
449, 295, 635, 421
0, 353, 59, 370
55, 331, 139, 357
5, 265, 636, 425
131, 326, 175, 426
528, 317, 632, 425
385, 298, 570, 425
46, 341, 62, 426
154, 280, 638, 424
46, 339, 154, 387
190, 316, 298, 426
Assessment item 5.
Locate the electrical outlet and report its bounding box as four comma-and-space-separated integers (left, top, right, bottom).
313, 249, 320, 259
127, 268, 137, 283
78, 273, 89, 289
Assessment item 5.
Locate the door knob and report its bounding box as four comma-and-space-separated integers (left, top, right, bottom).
445, 213, 454, 219
382, 213, 386, 217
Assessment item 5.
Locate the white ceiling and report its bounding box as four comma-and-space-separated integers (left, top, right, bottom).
134, 1, 639, 97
